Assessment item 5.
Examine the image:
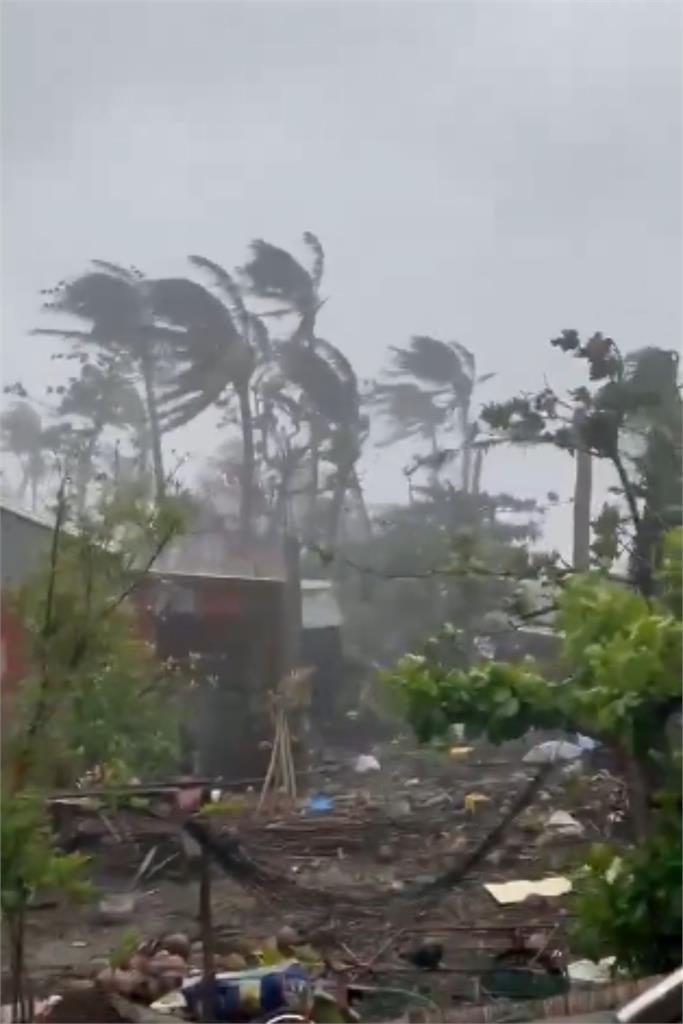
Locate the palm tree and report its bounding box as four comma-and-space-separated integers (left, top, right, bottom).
55, 359, 147, 510
0, 401, 50, 508
572, 408, 593, 571
147, 258, 268, 542
33, 262, 186, 502
277, 336, 365, 546
372, 336, 494, 492
240, 232, 325, 347
619, 346, 682, 588
240, 234, 328, 526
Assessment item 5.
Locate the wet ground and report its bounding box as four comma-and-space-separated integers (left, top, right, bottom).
7, 736, 629, 1020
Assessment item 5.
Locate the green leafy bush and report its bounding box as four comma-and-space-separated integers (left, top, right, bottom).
571, 826, 681, 974
387, 539, 682, 974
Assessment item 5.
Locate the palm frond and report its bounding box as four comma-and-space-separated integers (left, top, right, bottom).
246, 313, 271, 360
1, 401, 44, 454
43, 272, 146, 341
32, 328, 94, 342
279, 338, 358, 425
188, 255, 249, 335
387, 337, 464, 385
369, 381, 448, 434
146, 278, 238, 340
302, 232, 325, 290
90, 261, 140, 282
240, 240, 315, 312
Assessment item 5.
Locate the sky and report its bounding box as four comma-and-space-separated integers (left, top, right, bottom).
2, 0, 681, 554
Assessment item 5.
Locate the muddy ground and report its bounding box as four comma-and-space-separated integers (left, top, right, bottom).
9, 736, 628, 1020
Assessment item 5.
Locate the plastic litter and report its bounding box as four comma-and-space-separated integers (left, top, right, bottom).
181, 961, 311, 1022
568, 956, 616, 985
307, 794, 334, 814
545, 810, 585, 837
354, 754, 381, 774
464, 792, 491, 814
484, 875, 572, 904
523, 740, 584, 764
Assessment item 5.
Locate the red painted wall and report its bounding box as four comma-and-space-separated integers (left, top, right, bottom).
1, 603, 26, 703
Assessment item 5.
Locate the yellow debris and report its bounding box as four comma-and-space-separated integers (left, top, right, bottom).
449, 746, 474, 759
464, 792, 491, 814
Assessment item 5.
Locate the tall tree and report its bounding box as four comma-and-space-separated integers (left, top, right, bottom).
371, 336, 494, 492
240, 232, 325, 347
240, 234, 329, 529
0, 402, 50, 509
481, 332, 682, 596
55, 360, 147, 511
277, 336, 366, 546
148, 258, 268, 542
33, 263, 182, 502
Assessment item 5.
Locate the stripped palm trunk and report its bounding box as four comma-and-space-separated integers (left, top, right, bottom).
572, 411, 592, 570
140, 347, 165, 502
237, 386, 255, 544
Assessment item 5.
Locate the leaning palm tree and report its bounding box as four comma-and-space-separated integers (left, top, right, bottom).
240, 232, 325, 347
0, 401, 50, 508
373, 336, 494, 492
56, 360, 147, 510
33, 263, 177, 501
277, 336, 365, 546
148, 257, 270, 542
241, 234, 328, 524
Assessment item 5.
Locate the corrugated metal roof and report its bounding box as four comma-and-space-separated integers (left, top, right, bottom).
0, 498, 58, 532
301, 580, 342, 629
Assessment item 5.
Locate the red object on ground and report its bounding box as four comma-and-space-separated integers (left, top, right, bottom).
1, 604, 25, 701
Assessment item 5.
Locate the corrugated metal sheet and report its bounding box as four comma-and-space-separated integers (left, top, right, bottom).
301, 580, 342, 630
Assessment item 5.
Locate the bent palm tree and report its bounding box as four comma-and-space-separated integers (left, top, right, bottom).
373, 336, 494, 492
149, 258, 268, 542
277, 336, 365, 546
0, 401, 50, 508
56, 360, 147, 510
240, 232, 325, 347
33, 263, 176, 501
241, 234, 329, 526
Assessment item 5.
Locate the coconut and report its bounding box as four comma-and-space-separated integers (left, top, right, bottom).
95, 966, 116, 992
222, 952, 247, 971
276, 925, 301, 952
148, 952, 188, 977
161, 932, 191, 959
128, 952, 151, 975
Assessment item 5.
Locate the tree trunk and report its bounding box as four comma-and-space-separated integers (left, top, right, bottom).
237, 386, 255, 544
139, 349, 165, 502
460, 404, 472, 493
325, 457, 354, 549
307, 422, 321, 542
573, 447, 593, 571
351, 468, 373, 540
471, 448, 484, 495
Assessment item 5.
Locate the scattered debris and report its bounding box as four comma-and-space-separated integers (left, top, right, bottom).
484, 875, 573, 904
307, 795, 335, 814
399, 938, 444, 972
568, 957, 618, 986
464, 792, 491, 814
523, 740, 584, 764
94, 892, 137, 925
354, 755, 381, 774
545, 810, 585, 837
449, 746, 473, 759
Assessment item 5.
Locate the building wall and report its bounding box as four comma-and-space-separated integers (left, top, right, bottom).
1, 506, 53, 702
0, 506, 53, 588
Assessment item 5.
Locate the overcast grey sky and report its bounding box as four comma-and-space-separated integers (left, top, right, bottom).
2, 0, 681, 551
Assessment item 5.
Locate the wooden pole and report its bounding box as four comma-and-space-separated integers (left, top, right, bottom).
198, 846, 215, 1023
